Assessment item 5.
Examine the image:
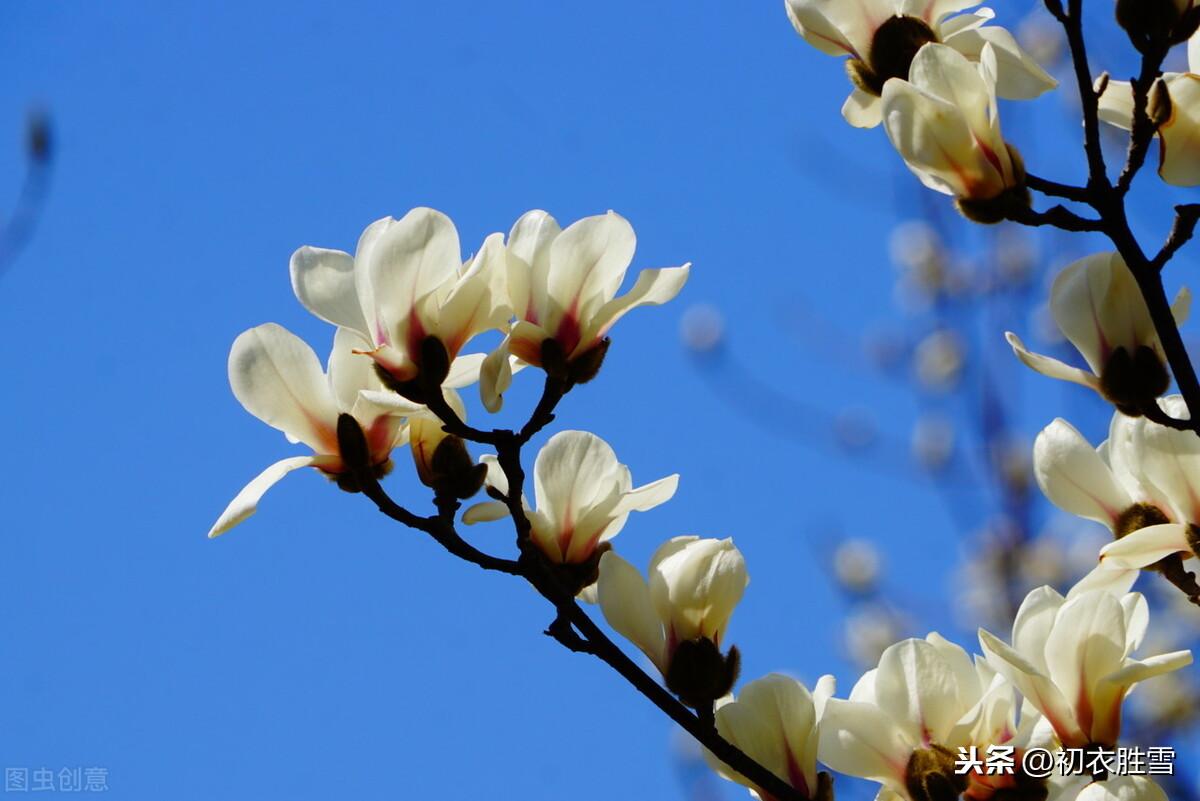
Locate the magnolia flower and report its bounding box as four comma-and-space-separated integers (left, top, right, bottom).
485, 210, 689, 403
289, 207, 512, 403
705, 673, 836, 801
209, 324, 408, 538
1006, 253, 1190, 412
881, 43, 1025, 220
818, 633, 1022, 801
1102, 395, 1200, 569
1098, 33, 1200, 186
597, 537, 747, 707
462, 430, 678, 591
785, 0, 1054, 128
979, 582, 1192, 749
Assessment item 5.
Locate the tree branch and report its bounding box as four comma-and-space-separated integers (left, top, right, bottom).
1005, 203, 1105, 232
1025, 172, 1091, 203
1116, 44, 1171, 195
1153, 204, 1200, 270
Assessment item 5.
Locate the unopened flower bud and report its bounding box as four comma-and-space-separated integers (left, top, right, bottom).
1150, 77, 1174, 129
1116, 0, 1188, 48
568, 337, 610, 384
665, 638, 741, 710
427, 436, 488, 499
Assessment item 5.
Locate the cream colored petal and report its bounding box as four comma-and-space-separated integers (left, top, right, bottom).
596, 551, 667, 671
208, 456, 318, 538
461, 500, 510, 525
1034, 418, 1129, 527
1100, 523, 1192, 568
944, 24, 1057, 100
1159, 73, 1200, 186
842, 88, 883, 129
1005, 332, 1101, 390
547, 211, 637, 323
1076, 777, 1168, 801
506, 209, 560, 321
784, 0, 870, 59
978, 628, 1085, 746
1097, 79, 1136, 132
228, 323, 340, 454
436, 233, 513, 356
817, 698, 912, 785
479, 337, 514, 413
873, 638, 962, 743
583, 264, 691, 349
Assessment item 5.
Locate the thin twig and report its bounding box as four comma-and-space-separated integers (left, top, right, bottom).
1025, 172, 1091, 203
1153, 204, 1200, 270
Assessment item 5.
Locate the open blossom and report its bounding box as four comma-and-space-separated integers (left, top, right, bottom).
979, 580, 1192, 750
1102, 395, 1200, 569
785, 0, 1054, 128
483, 210, 690, 405
705, 673, 836, 801
462, 430, 678, 590
1006, 253, 1190, 413
209, 325, 408, 538
1076, 777, 1168, 801
1098, 33, 1200, 186
881, 44, 1026, 220
289, 207, 512, 402
597, 537, 747, 707
818, 633, 1024, 801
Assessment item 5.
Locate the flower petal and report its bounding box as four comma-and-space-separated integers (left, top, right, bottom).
1100, 523, 1192, 568
290, 246, 369, 335
817, 698, 912, 785
1005, 332, 1101, 391
208, 456, 318, 538
1034, 418, 1130, 527
596, 550, 667, 671
585, 264, 691, 347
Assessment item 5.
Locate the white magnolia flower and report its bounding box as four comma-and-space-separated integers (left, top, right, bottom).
289, 207, 512, 399
462, 430, 678, 574
597, 537, 747, 704
1098, 33, 1200, 186
1076, 777, 1168, 801
785, 0, 1054, 128
705, 673, 836, 801
1102, 395, 1200, 569
1006, 253, 1190, 411
485, 210, 689, 404
881, 44, 1022, 204
818, 633, 1020, 801
209, 324, 409, 538
979, 582, 1192, 749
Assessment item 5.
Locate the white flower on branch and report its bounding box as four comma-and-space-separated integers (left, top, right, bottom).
705, 673, 836, 801
784, 0, 1055, 128
597, 537, 747, 708
818, 633, 1024, 801
881, 43, 1028, 222
462, 430, 678, 593
1075, 777, 1168, 801
1102, 395, 1200, 570
209, 325, 409, 538
289, 207, 513, 404
1006, 253, 1190, 414
979, 580, 1192, 750
1099, 33, 1200, 186
480, 210, 690, 407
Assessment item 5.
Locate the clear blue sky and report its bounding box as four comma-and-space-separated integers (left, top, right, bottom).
0, 2, 1184, 800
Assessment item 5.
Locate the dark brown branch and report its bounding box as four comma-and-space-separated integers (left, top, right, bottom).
1153, 204, 1200, 270
1058, 0, 1111, 190
1140, 399, 1199, 432
1025, 172, 1091, 203
1116, 44, 1171, 195
1005, 203, 1105, 232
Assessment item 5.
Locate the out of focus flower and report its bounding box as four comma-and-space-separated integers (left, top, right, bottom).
785, 0, 1055, 127
209, 325, 409, 537
597, 537, 747, 708
833, 539, 882, 593
911, 414, 955, 471
706, 674, 836, 801
914, 329, 965, 391
680, 303, 725, 354
463, 430, 678, 593
1007, 253, 1190, 413
881, 44, 1028, 222
1099, 33, 1200, 185
979, 580, 1192, 749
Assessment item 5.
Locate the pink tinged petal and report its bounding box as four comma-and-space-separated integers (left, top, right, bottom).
208, 455, 319, 538
328, 328, 382, 412
784, 0, 865, 59
842, 89, 884, 129
1159, 73, 1200, 186
596, 551, 667, 672
1033, 418, 1130, 527
944, 25, 1057, 100
1090, 651, 1193, 745
359, 208, 461, 351
1005, 332, 1102, 391
289, 246, 370, 335
507, 209, 561, 323
546, 211, 637, 328
1043, 591, 1127, 741
533, 430, 623, 542
583, 264, 691, 351
228, 323, 340, 454
873, 638, 963, 745
978, 629, 1086, 747
816, 698, 913, 785
1100, 523, 1192, 568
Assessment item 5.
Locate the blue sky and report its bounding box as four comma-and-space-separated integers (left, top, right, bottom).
1, 2, 1189, 800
